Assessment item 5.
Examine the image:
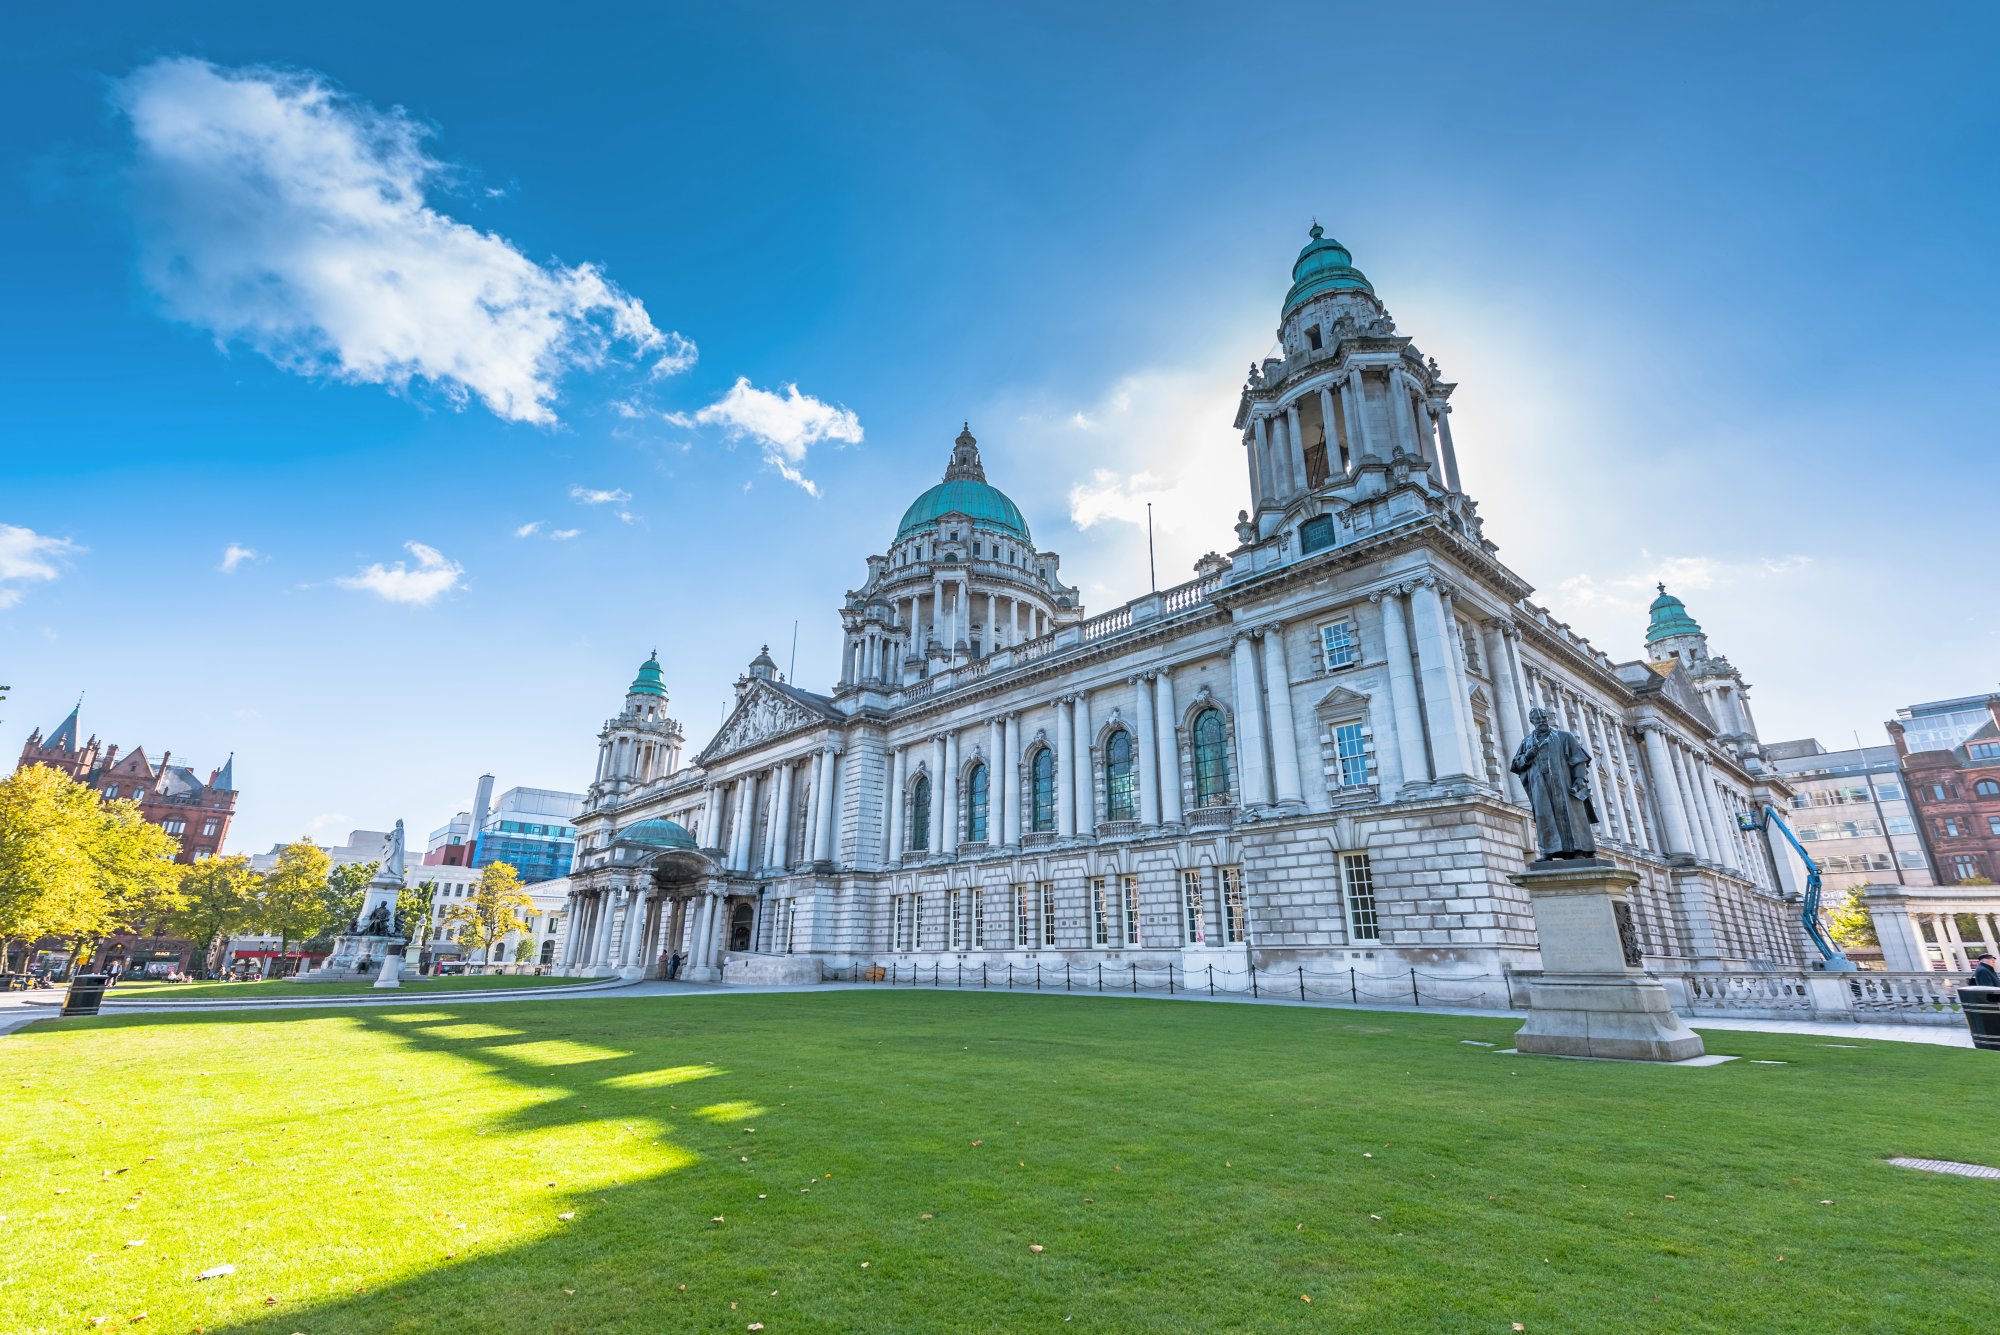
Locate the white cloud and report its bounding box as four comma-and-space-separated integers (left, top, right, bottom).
1068, 468, 1179, 531
1558, 553, 1813, 615
513, 520, 543, 538
334, 540, 464, 605
114, 57, 695, 426
549, 528, 580, 540
0, 524, 82, 610
690, 377, 863, 496
569, 486, 631, 506
219, 542, 258, 572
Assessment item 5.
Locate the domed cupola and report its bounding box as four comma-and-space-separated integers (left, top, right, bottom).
628, 651, 668, 698
895, 424, 1032, 542
1645, 585, 1704, 645
1283, 223, 1374, 316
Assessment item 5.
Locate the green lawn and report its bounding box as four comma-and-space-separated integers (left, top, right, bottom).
106, 973, 610, 1001
3, 992, 1994, 1334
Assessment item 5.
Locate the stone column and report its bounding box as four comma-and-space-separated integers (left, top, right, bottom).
623, 889, 650, 969
1156, 670, 1183, 824
817, 751, 841, 865
1482, 621, 1526, 767
886, 746, 906, 862
1230, 633, 1272, 806
739, 772, 762, 870
1259, 628, 1305, 804
1345, 368, 1373, 459
1001, 714, 1021, 845
805, 751, 828, 863
987, 592, 998, 653
1318, 384, 1342, 473
1242, 433, 1260, 508
931, 737, 947, 852
1434, 402, 1463, 491
1640, 725, 1695, 857
1611, 725, 1652, 851
1676, 749, 1717, 863
1073, 692, 1095, 831
591, 888, 618, 970
1284, 402, 1305, 496
941, 732, 960, 853
1373, 587, 1429, 791
1409, 580, 1476, 780
1055, 699, 1076, 839
1137, 674, 1162, 825
1941, 913, 1969, 971
986, 718, 1004, 838
1251, 415, 1273, 506
1869, 895, 1928, 972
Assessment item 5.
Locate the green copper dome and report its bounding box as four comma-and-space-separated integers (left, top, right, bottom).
628, 652, 667, 697
896, 479, 1032, 542
1645, 585, 1703, 643
616, 818, 696, 850
895, 424, 1032, 543
1283, 223, 1374, 314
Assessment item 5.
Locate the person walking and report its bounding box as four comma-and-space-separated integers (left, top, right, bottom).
1972, 952, 2000, 989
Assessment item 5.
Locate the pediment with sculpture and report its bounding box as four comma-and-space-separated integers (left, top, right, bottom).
698, 681, 837, 764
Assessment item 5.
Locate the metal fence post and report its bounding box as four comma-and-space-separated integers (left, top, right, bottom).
1131, 963, 1138, 993
1036, 962, 1042, 991
1007, 962, 1013, 990
1207, 964, 1215, 996
1065, 962, 1072, 992
1168, 963, 1175, 995
1098, 963, 1103, 992
1250, 961, 1259, 998
1410, 967, 1420, 1006
1350, 966, 1357, 1003
1299, 965, 1306, 1001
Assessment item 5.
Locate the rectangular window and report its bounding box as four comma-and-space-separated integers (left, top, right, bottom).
1181, 869, 1205, 945
201, 820, 219, 837
1342, 852, 1380, 942
1989, 816, 2000, 838
1887, 817, 1916, 835
1943, 818, 1963, 837
1874, 783, 1904, 801
948, 890, 963, 951
1970, 742, 2000, 762
1334, 722, 1368, 787
1122, 875, 1140, 946
971, 889, 984, 950
1898, 849, 1929, 869
911, 893, 923, 951
1040, 882, 1057, 947
1221, 866, 1246, 944
163, 818, 186, 835
890, 895, 904, 952
1015, 884, 1032, 948
1320, 621, 1359, 670
1092, 878, 1109, 946
1931, 784, 1950, 801
1950, 854, 1982, 881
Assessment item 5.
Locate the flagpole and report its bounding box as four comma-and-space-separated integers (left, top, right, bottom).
1146, 502, 1157, 593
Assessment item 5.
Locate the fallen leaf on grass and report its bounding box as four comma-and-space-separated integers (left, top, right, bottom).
1513, 1325, 1525, 1332
562, 1289, 575, 1296
557, 1212, 575, 1221
1819, 1200, 1834, 1206
970, 1140, 982, 1147
125, 1239, 145, 1248
749, 1325, 765, 1332
1301, 1295, 1311, 1303
196, 1265, 236, 1280
1029, 1244, 1045, 1254
712, 1216, 725, 1223
860, 1261, 870, 1269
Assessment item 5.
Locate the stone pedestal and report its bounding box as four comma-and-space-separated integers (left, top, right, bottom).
371, 950, 405, 990
1512, 859, 1705, 1062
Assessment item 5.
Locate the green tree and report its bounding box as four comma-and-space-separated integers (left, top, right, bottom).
165, 854, 263, 976
259, 840, 333, 969
512, 936, 535, 965
0, 765, 183, 970
440, 862, 533, 964
398, 879, 437, 957
1827, 888, 1878, 948
321, 859, 381, 938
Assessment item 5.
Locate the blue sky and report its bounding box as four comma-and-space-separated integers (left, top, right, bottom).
5, 4, 1996, 855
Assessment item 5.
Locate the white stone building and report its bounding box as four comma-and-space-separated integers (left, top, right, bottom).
558, 228, 1810, 999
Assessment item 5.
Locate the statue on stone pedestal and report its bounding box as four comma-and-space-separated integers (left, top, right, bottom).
1509, 706, 1599, 860
361, 901, 394, 937
383, 820, 407, 884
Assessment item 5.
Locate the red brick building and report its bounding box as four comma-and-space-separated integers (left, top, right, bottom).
1890, 693, 2000, 887
11, 703, 240, 975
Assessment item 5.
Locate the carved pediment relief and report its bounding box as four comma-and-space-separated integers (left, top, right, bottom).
699, 683, 830, 764
1313, 685, 1371, 715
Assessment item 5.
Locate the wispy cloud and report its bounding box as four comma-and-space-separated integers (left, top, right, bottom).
219, 542, 258, 572
549, 528, 580, 540
513, 521, 544, 538
684, 377, 862, 496
114, 57, 696, 426
0, 523, 82, 610
334, 540, 464, 605
569, 486, 631, 506
1558, 553, 1813, 613
517, 519, 582, 540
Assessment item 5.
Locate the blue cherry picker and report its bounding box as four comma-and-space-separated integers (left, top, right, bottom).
1737, 804, 1857, 972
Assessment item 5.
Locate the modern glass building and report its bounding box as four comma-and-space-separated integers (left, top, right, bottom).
470, 785, 584, 883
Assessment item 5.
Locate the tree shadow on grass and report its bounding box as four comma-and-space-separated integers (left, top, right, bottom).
190, 998, 849, 1335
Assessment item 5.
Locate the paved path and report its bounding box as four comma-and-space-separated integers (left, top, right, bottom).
0, 978, 1975, 1048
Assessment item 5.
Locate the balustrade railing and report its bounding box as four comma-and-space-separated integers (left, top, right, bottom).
1680, 971, 1813, 1013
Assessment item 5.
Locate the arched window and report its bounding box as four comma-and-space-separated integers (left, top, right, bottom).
1030, 748, 1056, 832
1977, 779, 2000, 798
965, 762, 989, 842
909, 774, 931, 852
1105, 729, 1136, 822
1192, 708, 1231, 805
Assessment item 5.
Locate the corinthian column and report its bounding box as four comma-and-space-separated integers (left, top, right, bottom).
1639, 723, 1694, 857
1373, 587, 1429, 792
1230, 632, 1272, 806
1072, 691, 1094, 831
1001, 714, 1021, 845
1409, 580, 1475, 780
1259, 627, 1304, 804
1156, 670, 1183, 823
886, 746, 906, 862
1054, 699, 1076, 839
1137, 674, 1161, 825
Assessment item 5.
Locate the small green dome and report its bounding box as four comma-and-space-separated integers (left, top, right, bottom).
1283, 223, 1374, 314
617, 818, 696, 850
896, 479, 1032, 542
628, 652, 667, 697
1645, 585, 1703, 643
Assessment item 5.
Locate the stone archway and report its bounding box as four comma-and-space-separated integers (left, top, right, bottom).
729, 901, 755, 952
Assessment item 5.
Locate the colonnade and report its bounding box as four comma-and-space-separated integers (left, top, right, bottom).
707, 747, 843, 873
843, 583, 1055, 686
1244, 364, 1463, 511
1368, 579, 1482, 790
560, 880, 735, 976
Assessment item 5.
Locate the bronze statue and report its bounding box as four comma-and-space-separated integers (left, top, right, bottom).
1509, 706, 1599, 860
